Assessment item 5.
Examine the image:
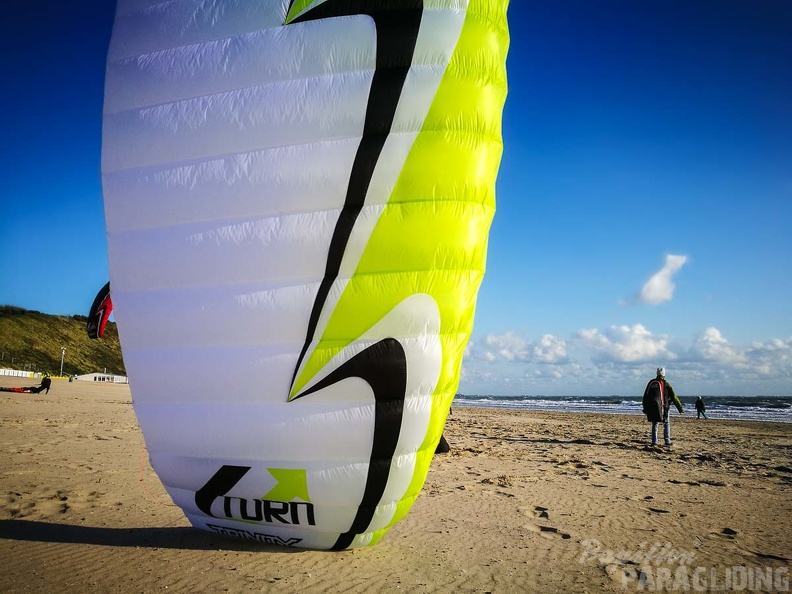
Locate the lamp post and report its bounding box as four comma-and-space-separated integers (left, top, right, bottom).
60, 346, 66, 376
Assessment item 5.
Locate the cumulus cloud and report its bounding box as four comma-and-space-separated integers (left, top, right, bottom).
744, 338, 792, 378
575, 324, 675, 363
468, 331, 568, 364
532, 334, 569, 364
689, 327, 745, 365
638, 254, 688, 305
460, 323, 792, 396
687, 329, 792, 379
482, 331, 530, 362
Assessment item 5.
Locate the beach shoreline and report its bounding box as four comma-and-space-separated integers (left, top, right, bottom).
1, 379, 790, 593
453, 394, 792, 424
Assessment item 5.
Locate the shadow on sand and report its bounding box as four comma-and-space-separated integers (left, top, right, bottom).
0, 519, 300, 553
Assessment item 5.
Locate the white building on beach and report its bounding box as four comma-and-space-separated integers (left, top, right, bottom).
75, 372, 129, 384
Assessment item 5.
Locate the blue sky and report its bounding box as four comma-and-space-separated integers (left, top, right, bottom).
1, 1, 790, 396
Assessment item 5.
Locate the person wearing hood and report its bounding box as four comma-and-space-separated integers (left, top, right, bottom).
642, 367, 683, 446
695, 396, 707, 419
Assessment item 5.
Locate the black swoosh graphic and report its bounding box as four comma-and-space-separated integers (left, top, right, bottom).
294, 337, 407, 550
283, 1, 423, 550
287, 1, 424, 388
195, 341, 408, 548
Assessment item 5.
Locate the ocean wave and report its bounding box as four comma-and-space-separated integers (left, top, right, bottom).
452, 394, 792, 423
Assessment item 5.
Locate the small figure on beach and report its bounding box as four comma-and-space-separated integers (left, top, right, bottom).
642, 367, 683, 446
695, 396, 707, 419
40, 373, 52, 394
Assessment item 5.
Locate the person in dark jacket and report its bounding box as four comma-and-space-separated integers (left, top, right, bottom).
695, 396, 707, 419
40, 373, 52, 394
642, 367, 683, 446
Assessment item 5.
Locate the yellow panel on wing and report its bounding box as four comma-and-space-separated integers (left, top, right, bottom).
292, 0, 509, 439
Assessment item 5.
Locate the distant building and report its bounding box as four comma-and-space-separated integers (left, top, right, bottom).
0, 368, 35, 378
75, 372, 128, 384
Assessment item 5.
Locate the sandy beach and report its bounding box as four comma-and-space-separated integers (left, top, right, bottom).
1, 378, 790, 593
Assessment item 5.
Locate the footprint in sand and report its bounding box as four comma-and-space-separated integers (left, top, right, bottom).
7, 500, 37, 518
481, 474, 517, 488
5, 488, 80, 518
5, 492, 22, 505
40, 490, 71, 515
520, 506, 571, 539
533, 505, 550, 519
524, 522, 572, 540
520, 505, 550, 519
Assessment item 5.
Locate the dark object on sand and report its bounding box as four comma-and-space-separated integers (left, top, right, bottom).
0, 386, 43, 394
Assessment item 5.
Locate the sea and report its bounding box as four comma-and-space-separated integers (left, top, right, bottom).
452, 394, 792, 424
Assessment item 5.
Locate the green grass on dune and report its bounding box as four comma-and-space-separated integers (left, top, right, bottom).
0, 305, 125, 376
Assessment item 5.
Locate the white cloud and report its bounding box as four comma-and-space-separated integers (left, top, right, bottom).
689, 327, 745, 365
459, 325, 792, 395
638, 254, 688, 305
744, 338, 792, 378
482, 331, 530, 362
467, 331, 568, 364
532, 334, 569, 364
575, 324, 675, 363
687, 329, 792, 379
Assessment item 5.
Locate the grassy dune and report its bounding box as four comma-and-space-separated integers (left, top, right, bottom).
0, 306, 124, 376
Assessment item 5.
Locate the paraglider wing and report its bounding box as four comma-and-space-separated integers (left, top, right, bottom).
101, 0, 509, 549
87, 282, 112, 339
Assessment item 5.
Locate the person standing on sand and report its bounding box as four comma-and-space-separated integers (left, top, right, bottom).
695, 396, 707, 419
642, 367, 683, 446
